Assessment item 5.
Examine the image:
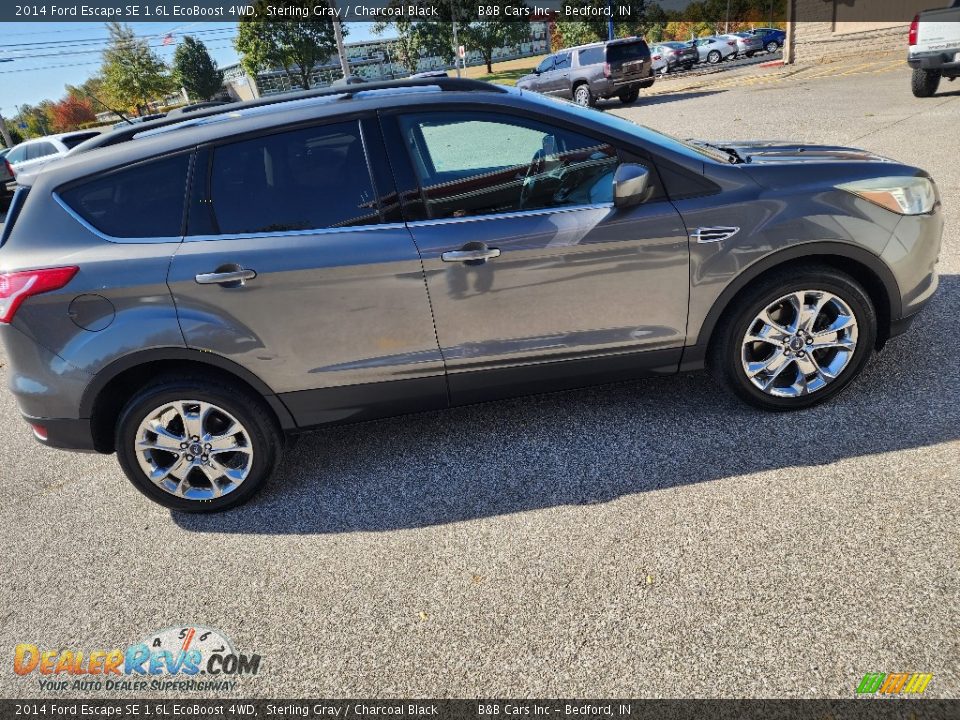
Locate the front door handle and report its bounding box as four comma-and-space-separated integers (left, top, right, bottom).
441, 248, 501, 263
195, 268, 257, 286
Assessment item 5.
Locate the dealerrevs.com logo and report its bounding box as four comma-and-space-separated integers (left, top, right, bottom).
13, 626, 261, 693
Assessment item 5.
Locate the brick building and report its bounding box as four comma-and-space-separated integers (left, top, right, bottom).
785, 0, 932, 64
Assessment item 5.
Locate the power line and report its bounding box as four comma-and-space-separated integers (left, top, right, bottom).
0, 41, 241, 75
0, 26, 237, 51
1, 33, 237, 62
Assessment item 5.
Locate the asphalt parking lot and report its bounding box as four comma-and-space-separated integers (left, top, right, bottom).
1, 63, 957, 699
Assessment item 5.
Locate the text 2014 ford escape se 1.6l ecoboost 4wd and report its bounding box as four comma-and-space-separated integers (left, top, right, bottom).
0, 79, 943, 512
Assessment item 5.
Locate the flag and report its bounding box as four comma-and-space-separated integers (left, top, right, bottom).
162, 33, 174, 46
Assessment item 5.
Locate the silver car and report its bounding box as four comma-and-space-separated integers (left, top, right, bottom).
693, 36, 739, 63
722, 32, 765, 57
0, 78, 943, 512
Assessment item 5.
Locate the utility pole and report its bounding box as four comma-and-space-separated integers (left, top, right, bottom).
452, 21, 461, 77
608, 0, 614, 40
725, 0, 731, 33
333, 19, 350, 79
0, 113, 12, 148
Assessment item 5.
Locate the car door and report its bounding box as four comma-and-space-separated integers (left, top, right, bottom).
166, 116, 446, 427
546, 51, 573, 97
381, 109, 690, 403
529, 55, 556, 94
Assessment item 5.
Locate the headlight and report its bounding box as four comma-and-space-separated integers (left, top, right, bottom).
838, 176, 937, 215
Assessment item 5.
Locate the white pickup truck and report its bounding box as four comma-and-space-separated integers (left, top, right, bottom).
908, 0, 960, 96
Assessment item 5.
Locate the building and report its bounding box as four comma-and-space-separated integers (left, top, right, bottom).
221, 24, 550, 99
785, 0, 932, 64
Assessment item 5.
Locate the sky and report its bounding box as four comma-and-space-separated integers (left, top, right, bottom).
0, 21, 388, 112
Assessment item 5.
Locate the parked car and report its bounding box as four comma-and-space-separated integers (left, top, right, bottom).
651, 42, 699, 73
3, 131, 101, 179
748, 27, 786, 54
692, 36, 739, 64
517, 38, 655, 106
331, 75, 367, 86
411, 70, 449, 78
722, 32, 764, 57
0, 78, 942, 512
1, 153, 14, 206
908, 0, 960, 97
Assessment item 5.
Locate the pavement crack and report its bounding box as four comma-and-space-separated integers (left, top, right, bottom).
847, 94, 959, 146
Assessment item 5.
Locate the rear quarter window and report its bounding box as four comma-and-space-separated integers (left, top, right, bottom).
578, 47, 604, 66
58, 153, 190, 238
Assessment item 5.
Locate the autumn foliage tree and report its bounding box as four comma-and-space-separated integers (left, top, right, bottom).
50, 96, 97, 132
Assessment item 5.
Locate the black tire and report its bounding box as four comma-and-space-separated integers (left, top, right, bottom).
746, 51, 755, 58
766, 40, 779, 54
115, 374, 282, 512
619, 89, 640, 104
573, 83, 594, 107
707, 265, 877, 411
707, 50, 721, 64
911, 68, 941, 98
683, 62, 694, 71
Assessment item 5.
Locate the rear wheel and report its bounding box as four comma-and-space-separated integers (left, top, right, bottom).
708, 266, 877, 411
911, 68, 941, 97
619, 88, 640, 104
708, 50, 721, 64
573, 83, 594, 107
115, 375, 282, 512
766, 40, 780, 53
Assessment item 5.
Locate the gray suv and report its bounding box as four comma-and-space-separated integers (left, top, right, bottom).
517, 38, 656, 106
0, 79, 942, 512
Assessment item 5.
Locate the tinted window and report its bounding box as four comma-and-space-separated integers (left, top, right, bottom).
555, 52, 572, 70
400, 112, 620, 220
59, 154, 189, 238
26, 142, 57, 160
607, 41, 649, 63
60, 132, 100, 150
535, 56, 555, 73
578, 47, 604, 66
200, 121, 379, 235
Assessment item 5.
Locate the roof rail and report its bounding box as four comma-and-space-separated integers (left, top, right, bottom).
69, 78, 504, 154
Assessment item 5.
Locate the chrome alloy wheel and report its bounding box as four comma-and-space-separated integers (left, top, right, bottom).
741, 290, 859, 397
135, 400, 253, 500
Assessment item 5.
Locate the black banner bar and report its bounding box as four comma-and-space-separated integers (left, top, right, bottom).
3, 700, 960, 720
1, 0, 953, 24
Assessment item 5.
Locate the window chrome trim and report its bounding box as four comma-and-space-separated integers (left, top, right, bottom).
53, 192, 183, 244
406, 202, 614, 228
182, 222, 410, 242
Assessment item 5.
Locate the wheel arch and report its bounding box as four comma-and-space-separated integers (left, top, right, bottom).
82, 348, 296, 453
684, 243, 901, 370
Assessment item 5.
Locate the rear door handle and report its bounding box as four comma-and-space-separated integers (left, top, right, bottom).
195, 268, 257, 286
441, 248, 501, 263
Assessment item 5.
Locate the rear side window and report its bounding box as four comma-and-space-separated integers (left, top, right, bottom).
578, 47, 604, 66
59, 154, 189, 238
61, 132, 100, 150
195, 121, 379, 235
26, 142, 57, 160
607, 41, 650, 63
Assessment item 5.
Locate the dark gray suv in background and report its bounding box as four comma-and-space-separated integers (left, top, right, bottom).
0, 79, 942, 512
517, 38, 656, 106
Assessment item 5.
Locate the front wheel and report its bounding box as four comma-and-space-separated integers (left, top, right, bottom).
707, 50, 721, 64
573, 83, 594, 107
766, 40, 780, 53
708, 267, 877, 411
911, 68, 941, 97
115, 375, 282, 512
619, 89, 640, 104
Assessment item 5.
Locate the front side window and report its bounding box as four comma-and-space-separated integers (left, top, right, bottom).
59, 153, 189, 238
399, 112, 620, 220
555, 52, 572, 70
536, 56, 555, 73
197, 121, 379, 235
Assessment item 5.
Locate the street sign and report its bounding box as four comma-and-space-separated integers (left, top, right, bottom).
458, 45, 465, 59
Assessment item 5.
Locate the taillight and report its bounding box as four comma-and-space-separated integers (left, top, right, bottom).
909, 14, 919, 46
0, 266, 78, 323
603, 62, 611, 78
728, 40, 737, 46
4, 159, 13, 178
653, 54, 662, 60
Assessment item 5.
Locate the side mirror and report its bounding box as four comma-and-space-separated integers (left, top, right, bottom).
613, 163, 651, 209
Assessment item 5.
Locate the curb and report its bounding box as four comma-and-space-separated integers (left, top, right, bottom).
759, 59, 785, 68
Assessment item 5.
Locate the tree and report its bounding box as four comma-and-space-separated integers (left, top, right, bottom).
101, 22, 173, 115
50, 96, 96, 132
173, 36, 224, 101
373, 20, 422, 73
235, 0, 339, 91
465, 14, 532, 73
